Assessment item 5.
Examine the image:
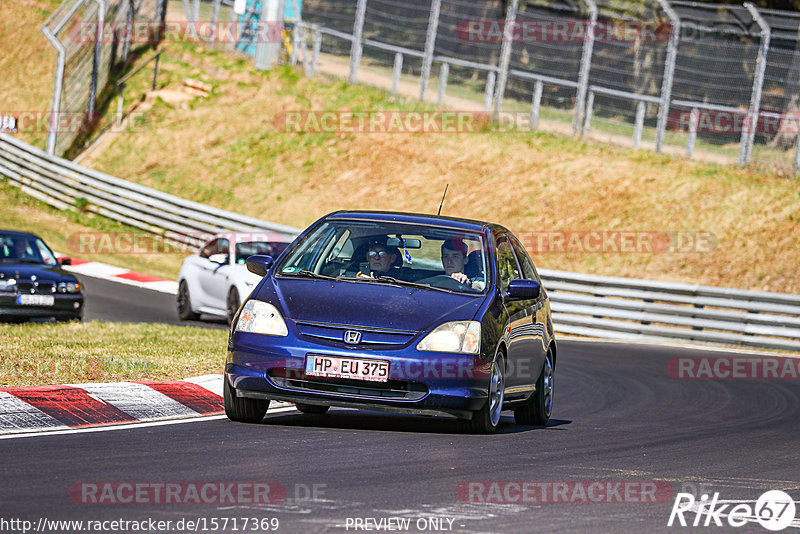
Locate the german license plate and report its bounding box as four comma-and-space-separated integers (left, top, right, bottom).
305, 355, 389, 382
17, 294, 55, 306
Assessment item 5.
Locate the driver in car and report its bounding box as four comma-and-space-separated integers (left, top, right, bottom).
358, 239, 402, 278
441, 238, 485, 290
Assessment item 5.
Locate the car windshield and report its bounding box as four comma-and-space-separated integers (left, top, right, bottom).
235, 241, 289, 265
276, 219, 489, 294
0, 235, 58, 265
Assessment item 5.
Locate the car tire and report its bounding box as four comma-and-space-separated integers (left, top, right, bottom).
177, 280, 200, 321
459, 355, 505, 434
226, 288, 240, 326
295, 403, 330, 415
514, 349, 554, 426
223, 375, 269, 424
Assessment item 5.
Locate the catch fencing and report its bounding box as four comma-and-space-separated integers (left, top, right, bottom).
41, 0, 167, 157
1, 132, 798, 352
289, 0, 800, 173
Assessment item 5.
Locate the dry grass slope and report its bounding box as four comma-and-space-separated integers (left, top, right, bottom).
86, 45, 800, 294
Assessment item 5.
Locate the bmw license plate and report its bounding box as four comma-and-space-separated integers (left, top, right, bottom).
17, 294, 55, 306
305, 355, 389, 382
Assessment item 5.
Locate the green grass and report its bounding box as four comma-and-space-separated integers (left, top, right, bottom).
0, 321, 227, 387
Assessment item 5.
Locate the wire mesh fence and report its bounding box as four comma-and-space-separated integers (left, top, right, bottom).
289, 0, 800, 173
41, 0, 166, 157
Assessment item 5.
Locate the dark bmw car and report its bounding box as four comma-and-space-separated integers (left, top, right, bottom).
225, 211, 556, 433
0, 230, 84, 322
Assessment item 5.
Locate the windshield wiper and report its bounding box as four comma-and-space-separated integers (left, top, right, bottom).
282, 270, 339, 281
1, 259, 43, 264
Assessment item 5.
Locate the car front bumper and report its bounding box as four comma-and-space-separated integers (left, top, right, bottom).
0, 293, 84, 320
227, 332, 491, 419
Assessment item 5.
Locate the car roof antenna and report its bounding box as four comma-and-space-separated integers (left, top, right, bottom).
437, 184, 449, 216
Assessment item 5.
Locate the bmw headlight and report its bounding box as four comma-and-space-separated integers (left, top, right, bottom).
417, 321, 481, 354
235, 299, 288, 336
0, 279, 16, 292
57, 282, 81, 293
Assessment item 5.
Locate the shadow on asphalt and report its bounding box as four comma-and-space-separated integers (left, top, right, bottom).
258, 409, 572, 435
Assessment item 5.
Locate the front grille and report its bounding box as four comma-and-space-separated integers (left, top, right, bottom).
268, 368, 428, 400
15, 281, 56, 294
294, 321, 416, 347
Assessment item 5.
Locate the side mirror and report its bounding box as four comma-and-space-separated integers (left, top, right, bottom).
208, 253, 228, 265
507, 279, 540, 300
246, 255, 274, 276
59, 257, 72, 266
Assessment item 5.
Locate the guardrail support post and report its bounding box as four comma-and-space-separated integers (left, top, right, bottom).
655, 0, 680, 153
634, 100, 645, 149
419, 0, 442, 102
574, 0, 597, 134
582, 90, 594, 137
492, 0, 518, 117
437, 62, 449, 106
348, 0, 367, 84
531, 80, 543, 131
392, 53, 403, 96
739, 3, 770, 166
686, 107, 699, 158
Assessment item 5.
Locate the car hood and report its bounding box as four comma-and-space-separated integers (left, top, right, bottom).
256, 277, 485, 333
0, 263, 76, 282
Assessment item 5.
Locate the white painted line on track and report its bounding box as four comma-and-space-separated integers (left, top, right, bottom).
0, 392, 68, 432
183, 374, 224, 397
0, 406, 299, 440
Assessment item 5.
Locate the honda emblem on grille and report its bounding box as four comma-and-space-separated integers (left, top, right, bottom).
343, 330, 362, 344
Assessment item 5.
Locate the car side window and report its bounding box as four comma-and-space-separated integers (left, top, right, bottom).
510, 236, 540, 284
199, 239, 219, 259
495, 235, 522, 291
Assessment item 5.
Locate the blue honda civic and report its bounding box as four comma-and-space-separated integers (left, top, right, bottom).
224, 211, 556, 433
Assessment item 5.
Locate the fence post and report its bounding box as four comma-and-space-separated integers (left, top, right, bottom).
392, 52, 403, 95
582, 90, 594, 137
181, 0, 191, 20
484, 71, 496, 113
795, 129, 800, 172
633, 100, 645, 149
41, 26, 65, 155
740, 3, 770, 166
291, 0, 311, 77
88, 0, 106, 120
311, 27, 321, 76
211, 0, 223, 42
437, 62, 449, 105
254, 0, 284, 70
686, 107, 699, 157
419, 0, 442, 102
349, 0, 367, 84
574, 0, 597, 134
493, 0, 518, 117
122, 0, 134, 62
531, 80, 543, 131
655, 0, 680, 153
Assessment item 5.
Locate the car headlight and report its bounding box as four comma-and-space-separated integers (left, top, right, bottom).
0, 279, 16, 292
235, 299, 288, 336
57, 282, 81, 293
417, 321, 481, 354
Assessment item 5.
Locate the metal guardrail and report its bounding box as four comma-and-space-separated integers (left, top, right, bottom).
0, 133, 798, 352
0, 133, 300, 249
540, 269, 800, 352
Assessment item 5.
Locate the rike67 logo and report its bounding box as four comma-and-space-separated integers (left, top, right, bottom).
668, 490, 797, 531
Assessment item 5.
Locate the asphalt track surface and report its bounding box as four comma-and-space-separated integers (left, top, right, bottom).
3, 276, 799, 533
